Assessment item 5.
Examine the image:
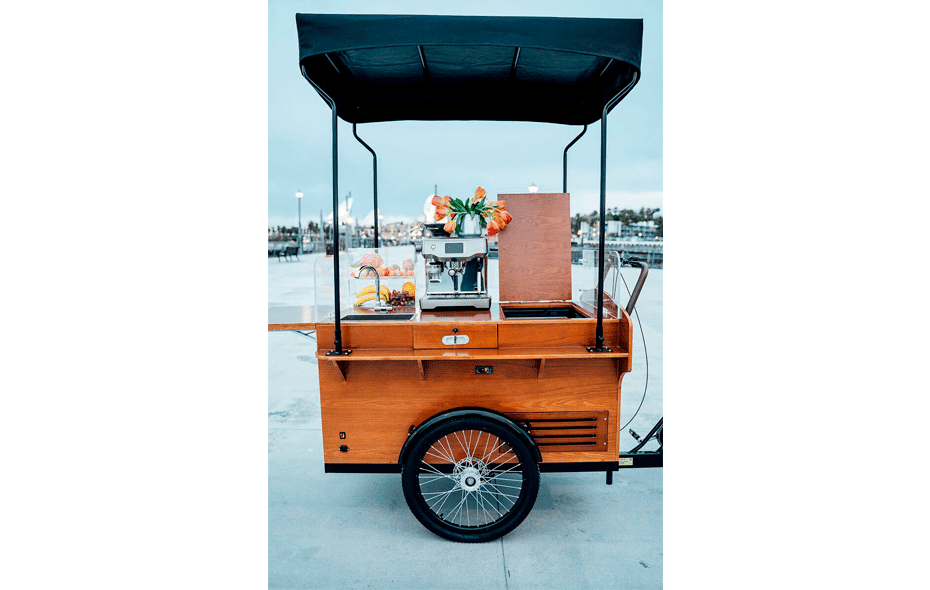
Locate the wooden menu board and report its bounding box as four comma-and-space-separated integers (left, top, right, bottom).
496, 193, 572, 302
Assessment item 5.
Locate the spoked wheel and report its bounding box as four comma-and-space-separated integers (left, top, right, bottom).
401, 417, 540, 543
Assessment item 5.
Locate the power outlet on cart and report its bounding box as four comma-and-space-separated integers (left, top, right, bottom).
476, 366, 493, 374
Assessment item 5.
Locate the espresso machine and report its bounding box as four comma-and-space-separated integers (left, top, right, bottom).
420, 236, 491, 309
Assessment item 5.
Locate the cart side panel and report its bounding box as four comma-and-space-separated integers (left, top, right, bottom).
315, 324, 414, 350
318, 357, 620, 465
497, 320, 618, 348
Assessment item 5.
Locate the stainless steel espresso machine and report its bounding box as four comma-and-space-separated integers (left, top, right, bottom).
420, 236, 491, 310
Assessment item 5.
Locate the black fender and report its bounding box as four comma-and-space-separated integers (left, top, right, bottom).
398, 407, 543, 466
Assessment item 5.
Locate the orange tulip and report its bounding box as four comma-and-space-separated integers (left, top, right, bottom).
471, 186, 487, 204
434, 205, 450, 220
500, 210, 513, 224
443, 217, 457, 234
430, 195, 443, 206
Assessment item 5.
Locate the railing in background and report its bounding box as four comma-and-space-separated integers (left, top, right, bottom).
572, 244, 662, 268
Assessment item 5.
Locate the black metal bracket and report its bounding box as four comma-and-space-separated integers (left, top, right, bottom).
617, 417, 663, 469
352, 123, 379, 248
628, 417, 662, 452
620, 256, 650, 315
562, 124, 587, 193
325, 349, 352, 356
586, 346, 613, 353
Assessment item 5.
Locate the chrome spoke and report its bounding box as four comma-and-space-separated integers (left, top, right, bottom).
417, 473, 450, 482
423, 488, 457, 509
481, 437, 507, 463
426, 440, 455, 464
437, 435, 457, 464
421, 486, 459, 498
452, 431, 468, 460
475, 487, 504, 521
418, 461, 449, 477
487, 461, 523, 479
447, 492, 469, 524
430, 485, 458, 516
486, 450, 518, 467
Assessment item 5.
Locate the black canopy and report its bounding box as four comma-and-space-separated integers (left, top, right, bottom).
296, 14, 642, 125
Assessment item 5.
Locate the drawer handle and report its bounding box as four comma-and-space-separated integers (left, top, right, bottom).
441, 335, 470, 345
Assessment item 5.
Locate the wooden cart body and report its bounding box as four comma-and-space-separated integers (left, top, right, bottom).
315, 299, 632, 472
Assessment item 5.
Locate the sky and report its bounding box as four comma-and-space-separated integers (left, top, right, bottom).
268, 0, 662, 230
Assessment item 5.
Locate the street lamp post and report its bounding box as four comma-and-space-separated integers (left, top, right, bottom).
295, 191, 303, 252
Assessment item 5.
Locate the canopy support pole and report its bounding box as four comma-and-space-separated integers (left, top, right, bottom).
590, 73, 639, 354
301, 66, 351, 356
352, 124, 379, 249
562, 125, 587, 193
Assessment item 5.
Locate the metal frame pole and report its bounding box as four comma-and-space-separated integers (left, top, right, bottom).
590, 73, 639, 353
301, 66, 350, 355
352, 123, 379, 248
562, 125, 587, 193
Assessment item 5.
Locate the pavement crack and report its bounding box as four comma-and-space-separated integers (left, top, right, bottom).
500, 537, 510, 590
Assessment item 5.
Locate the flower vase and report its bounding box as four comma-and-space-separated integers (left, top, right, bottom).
458, 213, 483, 237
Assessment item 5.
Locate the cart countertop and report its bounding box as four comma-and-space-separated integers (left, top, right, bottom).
269, 299, 620, 331
268, 305, 318, 331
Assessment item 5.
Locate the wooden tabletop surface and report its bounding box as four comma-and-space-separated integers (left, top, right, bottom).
269, 299, 620, 331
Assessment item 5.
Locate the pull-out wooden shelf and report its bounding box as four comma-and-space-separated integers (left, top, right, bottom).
318, 346, 629, 381
316, 346, 627, 362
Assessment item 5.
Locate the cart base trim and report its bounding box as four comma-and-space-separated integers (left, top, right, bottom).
325, 463, 401, 474
538, 461, 619, 473
323, 461, 622, 474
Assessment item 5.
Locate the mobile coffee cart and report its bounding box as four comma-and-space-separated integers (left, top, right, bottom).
269, 14, 662, 543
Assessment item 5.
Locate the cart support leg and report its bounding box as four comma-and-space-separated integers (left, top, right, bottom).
606, 470, 613, 485
589, 73, 639, 354
300, 66, 350, 355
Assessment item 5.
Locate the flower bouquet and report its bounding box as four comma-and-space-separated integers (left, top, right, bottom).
431, 187, 513, 237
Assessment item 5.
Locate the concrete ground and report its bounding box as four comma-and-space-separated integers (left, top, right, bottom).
269, 253, 663, 589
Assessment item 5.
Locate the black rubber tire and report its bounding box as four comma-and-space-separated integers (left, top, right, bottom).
401, 416, 540, 543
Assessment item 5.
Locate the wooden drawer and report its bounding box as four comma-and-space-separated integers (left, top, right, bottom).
413, 323, 498, 349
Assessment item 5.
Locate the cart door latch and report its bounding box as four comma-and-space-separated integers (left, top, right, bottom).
475, 366, 493, 374
339, 445, 349, 453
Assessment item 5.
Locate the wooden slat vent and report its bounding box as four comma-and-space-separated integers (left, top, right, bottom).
505, 411, 608, 452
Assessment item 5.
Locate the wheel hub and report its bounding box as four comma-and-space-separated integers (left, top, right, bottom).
453, 458, 488, 492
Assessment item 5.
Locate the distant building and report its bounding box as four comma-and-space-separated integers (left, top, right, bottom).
620, 220, 657, 240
